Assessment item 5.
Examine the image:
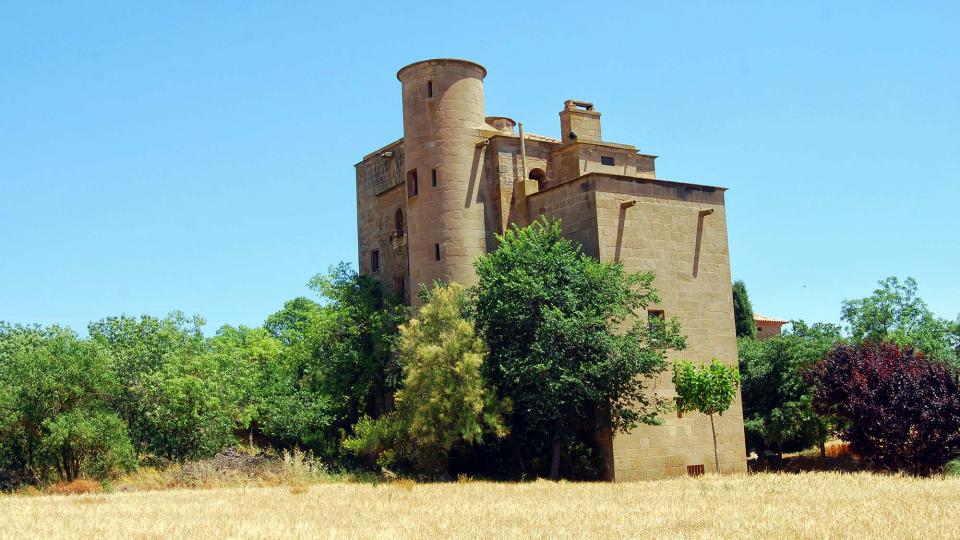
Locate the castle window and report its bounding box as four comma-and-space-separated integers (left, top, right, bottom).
431, 169, 437, 187
395, 208, 405, 238
601, 155, 615, 166
427, 81, 433, 98
434, 243, 441, 261
407, 170, 418, 197
528, 168, 546, 187
648, 310, 665, 332
370, 250, 380, 273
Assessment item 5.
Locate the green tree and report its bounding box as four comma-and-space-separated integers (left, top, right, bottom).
138, 350, 243, 460
841, 276, 958, 368
40, 409, 135, 481
472, 218, 686, 480
0, 325, 131, 482
344, 283, 508, 476
732, 280, 756, 339
209, 325, 283, 445
263, 264, 407, 458
738, 321, 842, 457
673, 359, 741, 473
88, 312, 208, 454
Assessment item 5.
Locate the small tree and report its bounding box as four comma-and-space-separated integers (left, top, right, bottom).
732, 280, 756, 339
807, 341, 960, 475
673, 359, 741, 473
344, 283, 508, 477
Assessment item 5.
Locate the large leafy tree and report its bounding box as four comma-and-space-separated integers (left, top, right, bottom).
732, 280, 756, 338
88, 312, 209, 454
0, 324, 133, 481
807, 341, 960, 476
263, 263, 407, 457
472, 219, 686, 480
842, 276, 958, 368
738, 321, 842, 456
344, 283, 508, 476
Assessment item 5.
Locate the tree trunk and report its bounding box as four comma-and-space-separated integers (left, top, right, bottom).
513, 441, 528, 478
550, 440, 562, 481
709, 413, 721, 474
819, 440, 826, 458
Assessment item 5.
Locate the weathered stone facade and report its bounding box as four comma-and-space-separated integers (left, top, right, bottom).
355, 58, 747, 481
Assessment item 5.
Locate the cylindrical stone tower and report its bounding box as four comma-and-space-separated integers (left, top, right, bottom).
397, 59, 488, 303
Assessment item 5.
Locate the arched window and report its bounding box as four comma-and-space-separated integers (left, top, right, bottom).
528, 168, 547, 187
395, 208, 405, 238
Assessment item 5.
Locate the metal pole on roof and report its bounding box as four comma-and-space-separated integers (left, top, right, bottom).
518, 122, 528, 184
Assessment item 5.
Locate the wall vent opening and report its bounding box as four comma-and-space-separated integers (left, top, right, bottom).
687, 464, 705, 477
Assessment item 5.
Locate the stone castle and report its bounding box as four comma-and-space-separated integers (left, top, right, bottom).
355, 58, 747, 481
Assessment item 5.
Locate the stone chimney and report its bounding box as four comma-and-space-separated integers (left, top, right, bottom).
559, 100, 601, 143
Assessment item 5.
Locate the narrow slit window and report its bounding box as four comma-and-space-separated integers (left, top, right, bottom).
601, 155, 615, 166
407, 170, 418, 197
427, 81, 433, 98
434, 243, 441, 261
431, 169, 437, 187
370, 250, 380, 273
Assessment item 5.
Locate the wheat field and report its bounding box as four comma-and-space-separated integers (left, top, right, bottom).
2, 473, 959, 539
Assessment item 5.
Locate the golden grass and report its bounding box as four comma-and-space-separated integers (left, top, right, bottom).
3, 473, 959, 539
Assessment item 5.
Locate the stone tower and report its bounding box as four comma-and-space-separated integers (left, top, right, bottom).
357, 60, 749, 480
397, 59, 489, 301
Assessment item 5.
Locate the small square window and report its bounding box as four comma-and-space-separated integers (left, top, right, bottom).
431, 169, 437, 187
370, 250, 380, 273
601, 155, 615, 166
434, 243, 441, 261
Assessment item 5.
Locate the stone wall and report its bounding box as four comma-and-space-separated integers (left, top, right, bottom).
590, 174, 746, 480
355, 140, 409, 300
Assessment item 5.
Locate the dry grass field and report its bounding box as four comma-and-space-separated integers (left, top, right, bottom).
2, 473, 959, 539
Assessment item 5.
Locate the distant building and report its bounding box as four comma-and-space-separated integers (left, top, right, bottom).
754, 314, 789, 340
355, 58, 746, 481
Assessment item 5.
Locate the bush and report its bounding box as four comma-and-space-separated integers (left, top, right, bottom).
807, 341, 960, 475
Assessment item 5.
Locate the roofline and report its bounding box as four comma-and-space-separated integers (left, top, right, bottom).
528, 172, 727, 200
578, 171, 727, 192
397, 58, 487, 81
356, 137, 404, 165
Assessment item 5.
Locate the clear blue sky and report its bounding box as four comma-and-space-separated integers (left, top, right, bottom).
2, 1, 958, 334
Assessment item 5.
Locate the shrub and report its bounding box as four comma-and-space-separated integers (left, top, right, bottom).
807, 341, 960, 475
46, 478, 102, 495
